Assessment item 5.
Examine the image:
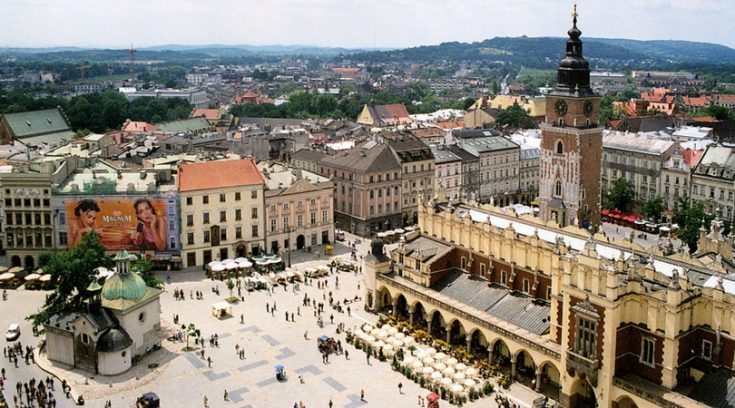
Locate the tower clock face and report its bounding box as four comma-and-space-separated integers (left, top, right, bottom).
583, 100, 594, 117
554, 99, 568, 116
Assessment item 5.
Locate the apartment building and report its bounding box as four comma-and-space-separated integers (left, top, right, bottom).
383, 131, 435, 225
690, 145, 735, 225
455, 130, 520, 206
431, 145, 462, 201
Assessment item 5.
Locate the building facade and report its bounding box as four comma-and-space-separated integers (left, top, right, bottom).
457, 134, 520, 207
384, 131, 435, 225
178, 159, 265, 267
259, 162, 334, 256
690, 145, 735, 226
431, 145, 462, 202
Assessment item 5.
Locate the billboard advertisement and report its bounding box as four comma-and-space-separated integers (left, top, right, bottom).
62, 194, 179, 253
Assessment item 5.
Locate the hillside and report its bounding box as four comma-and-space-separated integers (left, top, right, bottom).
345, 37, 735, 68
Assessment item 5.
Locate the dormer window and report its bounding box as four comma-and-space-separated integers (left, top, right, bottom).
556, 140, 564, 154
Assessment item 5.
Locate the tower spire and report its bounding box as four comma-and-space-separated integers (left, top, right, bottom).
572, 3, 578, 26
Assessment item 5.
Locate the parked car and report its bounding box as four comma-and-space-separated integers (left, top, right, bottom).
5, 323, 20, 341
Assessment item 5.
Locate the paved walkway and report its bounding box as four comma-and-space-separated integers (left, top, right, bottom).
1, 236, 549, 407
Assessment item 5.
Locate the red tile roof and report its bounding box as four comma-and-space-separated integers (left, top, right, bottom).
331, 67, 360, 73
190, 108, 220, 121
435, 118, 464, 130
178, 158, 264, 192
121, 120, 159, 133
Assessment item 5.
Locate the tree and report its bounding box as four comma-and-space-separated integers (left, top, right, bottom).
674, 201, 715, 253
495, 103, 536, 129
605, 178, 635, 213
183, 323, 200, 351
643, 196, 664, 222
130, 257, 163, 289
27, 231, 113, 330
226, 278, 235, 298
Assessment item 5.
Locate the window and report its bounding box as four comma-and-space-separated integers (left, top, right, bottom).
187, 232, 194, 245
251, 190, 258, 199
283, 217, 289, 229
500, 270, 507, 285
202, 195, 209, 204
369, 190, 374, 199
283, 203, 289, 209
480, 263, 486, 277
322, 210, 328, 223
220, 228, 227, 241
271, 219, 277, 232
220, 210, 226, 223
523, 279, 530, 293
219, 193, 226, 203
59, 232, 68, 246
235, 209, 241, 221
702, 340, 713, 360
202, 213, 210, 224
297, 214, 303, 227
235, 192, 241, 201
251, 208, 258, 219
555, 180, 562, 197
640, 337, 655, 366
203, 230, 210, 243
547, 287, 552, 299
81, 333, 90, 345
138, 312, 146, 323
251, 225, 259, 237
575, 317, 597, 359
460, 256, 466, 269
310, 211, 316, 225
235, 226, 242, 239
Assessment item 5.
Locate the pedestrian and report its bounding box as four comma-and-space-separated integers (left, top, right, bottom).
291, 312, 295, 321
398, 382, 403, 394
207, 356, 212, 367
223, 389, 228, 401
266, 303, 270, 313
361, 389, 365, 401
345, 350, 349, 359
203, 394, 209, 407
285, 311, 289, 321
328, 399, 333, 408
304, 330, 308, 340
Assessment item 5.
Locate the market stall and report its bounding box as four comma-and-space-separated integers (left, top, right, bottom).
211, 301, 232, 319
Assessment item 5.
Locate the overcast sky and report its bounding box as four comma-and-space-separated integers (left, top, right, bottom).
2, 0, 733, 49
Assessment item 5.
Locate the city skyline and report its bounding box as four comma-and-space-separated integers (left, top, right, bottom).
1, 0, 734, 50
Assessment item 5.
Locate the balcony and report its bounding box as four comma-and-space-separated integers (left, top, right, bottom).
566, 349, 600, 386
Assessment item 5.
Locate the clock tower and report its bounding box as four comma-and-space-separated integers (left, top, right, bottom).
538, 5, 602, 229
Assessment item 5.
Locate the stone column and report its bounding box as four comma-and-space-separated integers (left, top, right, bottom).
535, 368, 543, 392
409, 309, 415, 325
446, 331, 451, 344
427, 319, 432, 334
466, 338, 472, 352
511, 360, 517, 379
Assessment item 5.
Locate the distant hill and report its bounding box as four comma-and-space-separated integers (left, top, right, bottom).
346, 37, 735, 68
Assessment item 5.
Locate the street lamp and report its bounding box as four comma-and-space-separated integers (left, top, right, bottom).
286, 226, 292, 267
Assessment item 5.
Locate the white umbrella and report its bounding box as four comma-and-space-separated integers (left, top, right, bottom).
365, 335, 376, 344
443, 367, 456, 376
371, 328, 381, 335
363, 324, 374, 332
392, 340, 404, 348
434, 352, 448, 361
222, 258, 235, 264
380, 324, 390, 331
211, 264, 225, 272
434, 362, 447, 371
441, 378, 453, 386
422, 357, 435, 365
225, 262, 238, 270
426, 347, 437, 356
465, 367, 478, 377
388, 327, 398, 335
395, 332, 406, 340
421, 366, 434, 375
374, 340, 386, 349
234, 257, 248, 263
451, 384, 464, 394
403, 356, 415, 366
455, 363, 467, 372
403, 336, 415, 346
431, 371, 443, 381
355, 329, 365, 338
454, 372, 466, 382
238, 260, 253, 268
463, 379, 477, 388
415, 351, 427, 360
383, 344, 394, 356
446, 357, 459, 366
412, 361, 424, 370
207, 261, 221, 268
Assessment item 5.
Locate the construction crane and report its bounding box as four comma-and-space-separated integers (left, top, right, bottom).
126, 45, 137, 82
78, 61, 91, 79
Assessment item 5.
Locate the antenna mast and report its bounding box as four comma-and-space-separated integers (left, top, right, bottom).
126, 45, 137, 84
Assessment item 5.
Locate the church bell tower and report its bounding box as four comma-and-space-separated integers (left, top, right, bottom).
538, 5, 602, 230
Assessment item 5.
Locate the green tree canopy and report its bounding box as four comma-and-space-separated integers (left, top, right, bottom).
605, 178, 635, 213
673, 200, 715, 253
643, 196, 664, 222
28, 231, 114, 331
495, 103, 537, 129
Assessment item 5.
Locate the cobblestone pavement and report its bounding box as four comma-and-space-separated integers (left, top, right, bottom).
1, 234, 546, 408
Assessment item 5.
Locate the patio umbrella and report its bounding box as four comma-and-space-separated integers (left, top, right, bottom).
426, 347, 437, 356
354, 329, 365, 338
376, 330, 389, 340
256, 260, 269, 266
421, 366, 435, 375
427, 393, 440, 402
388, 327, 398, 335
211, 264, 225, 272
465, 367, 478, 377
39, 275, 52, 282
441, 378, 453, 386
268, 257, 282, 264
434, 352, 447, 361
455, 363, 467, 372
446, 357, 459, 366
238, 260, 253, 268
395, 332, 406, 340
208, 261, 221, 268
363, 324, 374, 332
412, 361, 424, 370
403, 337, 415, 347
383, 344, 394, 355
380, 324, 390, 331
374, 340, 386, 349
392, 340, 404, 348
451, 384, 464, 394
422, 357, 435, 365
403, 356, 415, 366
234, 257, 248, 263
24, 273, 41, 281
434, 362, 447, 371
430, 371, 443, 381
0, 273, 14, 281
463, 379, 477, 388
454, 372, 466, 382
222, 258, 235, 264
225, 263, 238, 271
365, 335, 376, 344
442, 367, 455, 376
274, 364, 284, 371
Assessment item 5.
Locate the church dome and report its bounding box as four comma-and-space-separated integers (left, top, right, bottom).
96, 327, 133, 352
101, 271, 147, 301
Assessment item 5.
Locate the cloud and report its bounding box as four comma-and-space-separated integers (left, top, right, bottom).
0, 0, 732, 48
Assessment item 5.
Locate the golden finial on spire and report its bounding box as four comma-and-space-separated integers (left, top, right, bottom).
572, 3, 578, 20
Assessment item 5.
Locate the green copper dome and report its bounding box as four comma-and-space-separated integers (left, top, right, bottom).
101, 271, 147, 301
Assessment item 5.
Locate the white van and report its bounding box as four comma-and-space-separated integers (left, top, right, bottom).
6, 323, 20, 341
